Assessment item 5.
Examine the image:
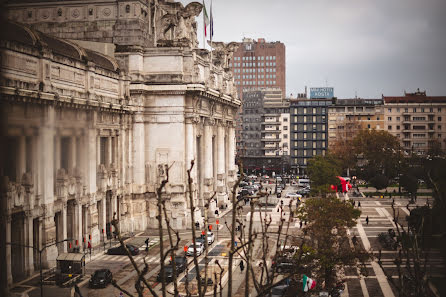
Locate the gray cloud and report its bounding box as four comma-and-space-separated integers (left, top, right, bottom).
181, 0, 446, 98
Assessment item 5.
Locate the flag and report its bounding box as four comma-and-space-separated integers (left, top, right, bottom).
203, 0, 209, 37
303, 275, 316, 292
210, 0, 214, 40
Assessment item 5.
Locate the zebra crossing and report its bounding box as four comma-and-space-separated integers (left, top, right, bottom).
93, 253, 162, 265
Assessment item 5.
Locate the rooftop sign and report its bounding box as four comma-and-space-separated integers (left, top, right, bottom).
310, 87, 334, 99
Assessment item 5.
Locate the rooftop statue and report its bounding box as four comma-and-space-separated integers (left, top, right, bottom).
157, 1, 202, 48
207, 41, 239, 69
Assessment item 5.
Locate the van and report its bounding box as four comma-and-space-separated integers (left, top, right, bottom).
298, 179, 310, 187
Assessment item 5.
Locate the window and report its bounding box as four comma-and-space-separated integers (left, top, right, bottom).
388, 117, 392, 121
367, 124, 371, 129
397, 117, 400, 121
283, 126, 288, 130
397, 125, 400, 130
388, 125, 392, 130
388, 108, 392, 112
284, 134, 288, 139
439, 117, 442, 121
405, 108, 408, 112
413, 108, 416, 112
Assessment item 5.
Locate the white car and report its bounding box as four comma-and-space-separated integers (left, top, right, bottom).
207, 232, 215, 245
186, 242, 204, 256
285, 193, 302, 200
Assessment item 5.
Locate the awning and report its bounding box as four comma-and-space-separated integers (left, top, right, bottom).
56, 253, 85, 262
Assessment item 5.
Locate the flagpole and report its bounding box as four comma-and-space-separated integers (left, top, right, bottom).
210, 0, 213, 63
202, 0, 206, 50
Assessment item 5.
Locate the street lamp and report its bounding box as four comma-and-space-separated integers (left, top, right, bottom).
6, 238, 73, 297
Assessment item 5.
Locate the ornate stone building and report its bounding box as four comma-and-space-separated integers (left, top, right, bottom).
0, 0, 240, 290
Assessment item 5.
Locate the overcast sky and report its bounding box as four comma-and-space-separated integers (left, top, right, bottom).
180, 0, 446, 98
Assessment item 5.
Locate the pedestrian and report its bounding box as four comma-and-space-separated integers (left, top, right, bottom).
358, 201, 361, 208
299, 221, 303, 229
366, 216, 369, 225
145, 237, 150, 251
240, 260, 245, 272
352, 235, 358, 245
353, 200, 356, 207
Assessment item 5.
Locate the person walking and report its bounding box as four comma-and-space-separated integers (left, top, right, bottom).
240, 260, 245, 272
145, 237, 150, 251
366, 216, 369, 225
299, 221, 303, 229
358, 201, 361, 208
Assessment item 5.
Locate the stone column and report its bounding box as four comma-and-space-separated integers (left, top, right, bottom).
203, 119, 214, 199
40, 106, 54, 205
25, 214, 34, 276
216, 123, 227, 207
133, 112, 145, 187
86, 129, 97, 194
228, 123, 236, 180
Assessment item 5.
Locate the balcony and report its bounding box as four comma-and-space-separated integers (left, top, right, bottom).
261, 138, 280, 142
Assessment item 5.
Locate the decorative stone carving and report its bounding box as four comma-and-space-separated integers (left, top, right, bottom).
208, 41, 239, 69
157, 2, 202, 47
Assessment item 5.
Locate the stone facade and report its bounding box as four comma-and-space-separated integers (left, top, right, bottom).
0, 0, 240, 291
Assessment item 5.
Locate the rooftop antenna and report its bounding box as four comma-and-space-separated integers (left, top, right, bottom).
355, 91, 357, 99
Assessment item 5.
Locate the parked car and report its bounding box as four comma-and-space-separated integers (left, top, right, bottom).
107, 244, 139, 255
207, 232, 215, 245
186, 242, 204, 256
285, 193, 302, 199
156, 256, 188, 282
270, 284, 290, 297
89, 269, 112, 288
272, 258, 294, 273
248, 174, 257, 179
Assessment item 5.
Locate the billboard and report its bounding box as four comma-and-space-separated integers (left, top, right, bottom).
310, 87, 334, 99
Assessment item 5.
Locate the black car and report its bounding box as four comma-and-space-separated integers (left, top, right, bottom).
89, 269, 112, 288
272, 257, 295, 273
156, 257, 188, 282
107, 244, 139, 255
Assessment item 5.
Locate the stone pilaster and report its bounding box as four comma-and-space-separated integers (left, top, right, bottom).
6, 215, 12, 286
132, 112, 145, 189
24, 213, 34, 276
203, 118, 214, 199
216, 123, 227, 208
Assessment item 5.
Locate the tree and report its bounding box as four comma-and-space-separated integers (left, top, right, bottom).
369, 174, 389, 191
400, 174, 418, 201
352, 129, 403, 179
307, 155, 341, 197
298, 197, 367, 289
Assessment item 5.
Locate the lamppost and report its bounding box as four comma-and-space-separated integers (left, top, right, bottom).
6, 238, 73, 297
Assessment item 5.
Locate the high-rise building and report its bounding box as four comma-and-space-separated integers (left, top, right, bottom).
230, 38, 286, 98
290, 94, 332, 175
383, 90, 446, 154
231, 38, 286, 159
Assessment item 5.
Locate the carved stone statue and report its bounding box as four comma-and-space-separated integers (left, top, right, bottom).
157, 1, 202, 47
207, 41, 239, 69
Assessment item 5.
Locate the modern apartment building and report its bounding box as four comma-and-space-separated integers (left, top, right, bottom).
230, 38, 286, 98
383, 90, 446, 154
290, 96, 332, 175
239, 89, 290, 174
231, 38, 285, 159
328, 98, 384, 149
